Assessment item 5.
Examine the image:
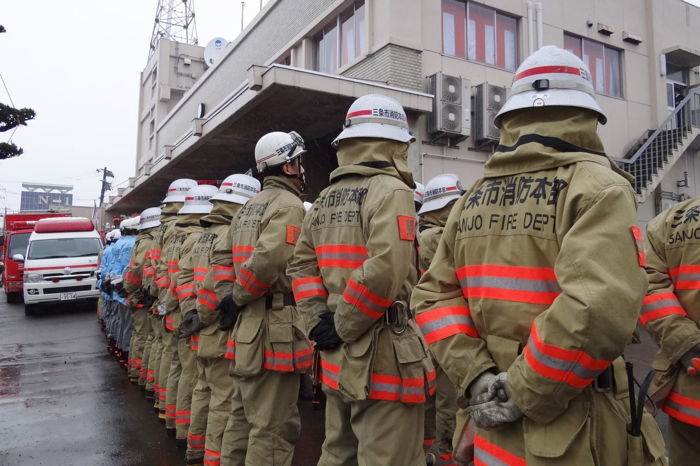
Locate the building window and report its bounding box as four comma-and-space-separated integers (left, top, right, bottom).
441, 0, 518, 72
564, 33, 622, 98
316, 0, 366, 73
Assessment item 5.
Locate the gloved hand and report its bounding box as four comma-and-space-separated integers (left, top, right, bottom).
467, 372, 523, 429
467, 371, 497, 402
179, 310, 203, 339
218, 294, 241, 330
157, 302, 167, 316
139, 289, 155, 309
680, 344, 700, 376
310, 312, 343, 351
113, 281, 126, 298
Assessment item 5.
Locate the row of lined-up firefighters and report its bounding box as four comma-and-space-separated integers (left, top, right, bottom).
98, 46, 699, 466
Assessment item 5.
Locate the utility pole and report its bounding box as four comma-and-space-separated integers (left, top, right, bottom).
241, 2, 245, 32
96, 167, 114, 207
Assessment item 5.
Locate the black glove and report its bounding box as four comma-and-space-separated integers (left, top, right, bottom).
179, 310, 203, 338
218, 294, 241, 330
114, 281, 126, 298
310, 312, 343, 351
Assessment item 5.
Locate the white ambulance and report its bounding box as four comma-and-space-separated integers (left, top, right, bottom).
18, 217, 102, 315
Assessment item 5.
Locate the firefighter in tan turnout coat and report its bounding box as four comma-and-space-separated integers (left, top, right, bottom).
643, 196, 700, 465
177, 174, 260, 466
123, 207, 161, 382
218, 132, 311, 466
288, 94, 436, 466
411, 46, 666, 465
417, 174, 463, 465
162, 184, 218, 438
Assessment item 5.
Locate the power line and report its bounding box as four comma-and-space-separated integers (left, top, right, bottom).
0, 72, 16, 107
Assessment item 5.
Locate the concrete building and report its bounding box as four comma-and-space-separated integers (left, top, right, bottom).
107, 0, 700, 229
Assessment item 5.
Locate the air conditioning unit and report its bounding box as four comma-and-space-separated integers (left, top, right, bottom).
473, 82, 507, 144
427, 73, 471, 142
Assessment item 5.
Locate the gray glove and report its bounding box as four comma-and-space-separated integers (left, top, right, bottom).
680, 343, 700, 376
468, 371, 497, 402
466, 372, 523, 429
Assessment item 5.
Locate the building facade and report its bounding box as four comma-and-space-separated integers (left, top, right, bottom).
108, 0, 700, 230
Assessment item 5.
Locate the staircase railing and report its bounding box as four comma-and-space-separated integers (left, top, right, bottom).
615, 88, 700, 195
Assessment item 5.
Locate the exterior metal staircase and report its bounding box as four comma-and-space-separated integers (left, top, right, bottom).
616, 88, 700, 203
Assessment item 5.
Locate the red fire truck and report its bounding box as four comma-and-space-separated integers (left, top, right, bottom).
2, 213, 70, 303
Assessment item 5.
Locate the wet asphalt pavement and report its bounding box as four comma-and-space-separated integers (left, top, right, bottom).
0, 292, 324, 466
0, 288, 669, 465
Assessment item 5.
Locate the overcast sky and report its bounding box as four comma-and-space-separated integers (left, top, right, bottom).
1, 0, 699, 211
0, 0, 267, 211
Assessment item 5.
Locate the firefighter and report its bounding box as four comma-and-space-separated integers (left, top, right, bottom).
218, 131, 311, 466
178, 174, 260, 466
414, 181, 425, 213
288, 94, 435, 466
101, 228, 121, 356
643, 196, 700, 465
416, 174, 464, 465
148, 178, 197, 415
411, 45, 666, 465
162, 184, 218, 439
111, 216, 139, 367
123, 207, 161, 383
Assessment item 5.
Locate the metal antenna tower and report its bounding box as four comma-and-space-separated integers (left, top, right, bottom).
149, 0, 198, 57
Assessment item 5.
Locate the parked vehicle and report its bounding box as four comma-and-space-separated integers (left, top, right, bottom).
2, 213, 70, 303
18, 217, 102, 316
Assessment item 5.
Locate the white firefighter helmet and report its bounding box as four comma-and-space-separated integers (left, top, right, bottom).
161, 178, 198, 203
254, 131, 307, 173
110, 228, 121, 241
119, 217, 138, 232
178, 184, 218, 215
414, 182, 425, 206
495, 45, 606, 128
210, 174, 261, 205
303, 201, 313, 212
418, 174, 464, 215
332, 94, 415, 148
139, 207, 162, 230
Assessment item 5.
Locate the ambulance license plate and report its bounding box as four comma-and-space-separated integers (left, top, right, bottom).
60, 292, 77, 301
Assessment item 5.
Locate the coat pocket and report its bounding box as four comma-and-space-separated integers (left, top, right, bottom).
231, 311, 264, 377
339, 326, 377, 401
524, 395, 590, 458
391, 331, 433, 404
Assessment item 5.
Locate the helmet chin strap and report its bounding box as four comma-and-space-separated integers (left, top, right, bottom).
294, 156, 306, 192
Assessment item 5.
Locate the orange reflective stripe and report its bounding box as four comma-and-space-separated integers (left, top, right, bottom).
203, 449, 221, 466
213, 265, 235, 282
164, 316, 175, 331
176, 283, 196, 299
187, 432, 206, 449
342, 278, 392, 319
474, 434, 526, 465
175, 409, 191, 424
156, 276, 171, 289
292, 276, 328, 301
238, 267, 270, 296
197, 289, 219, 310
262, 348, 313, 372
143, 265, 156, 277
147, 249, 161, 260
190, 335, 200, 351
167, 261, 180, 273
193, 266, 208, 282
416, 306, 478, 344
320, 359, 340, 390
524, 324, 610, 389
232, 246, 254, 264
368, 372, 431, 403
315, 244, 368, 269
457, 264, 561, 305
669, 264, 700, 290
124, 271, 142, 285
663, 391, 700, 427
224, 340, 236, 360
640, 292, 686, 325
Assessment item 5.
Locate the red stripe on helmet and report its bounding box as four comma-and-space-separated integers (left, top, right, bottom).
346, 109, 373, 119
514, 65, 581, 81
